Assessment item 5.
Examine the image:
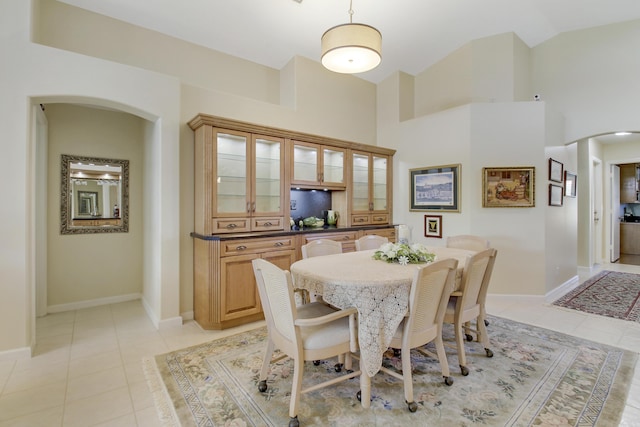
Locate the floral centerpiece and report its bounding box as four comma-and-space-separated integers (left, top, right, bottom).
373, 242, 436, 265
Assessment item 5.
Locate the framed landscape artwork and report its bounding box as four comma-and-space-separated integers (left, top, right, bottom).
424, 215, 442, 238
410, 164, 460, 212
482, 166, 535, 208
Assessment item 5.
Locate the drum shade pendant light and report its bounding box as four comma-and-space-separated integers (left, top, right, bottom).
321, 0, 381, 74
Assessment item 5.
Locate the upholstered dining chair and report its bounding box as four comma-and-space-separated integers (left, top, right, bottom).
252, 258, 361, 427
379, 258, 458, 412
301, 239, 343, 258
443, 248, 497, 376
445, 235, 492, 327
355, 234, 389, 251
445, 235, 490, 252
300, 239, 343, 304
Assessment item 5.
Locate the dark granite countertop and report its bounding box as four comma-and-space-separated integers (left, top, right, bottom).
191, 224, 396, 241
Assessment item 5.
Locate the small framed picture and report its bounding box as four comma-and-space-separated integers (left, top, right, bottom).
549, 158, 564, 182
549, 183, 564, 206
424, 215, 442, 238
564, 171, 577, 197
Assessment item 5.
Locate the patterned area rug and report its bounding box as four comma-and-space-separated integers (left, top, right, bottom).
143, 316, 636, 427
553, 271, 640, 322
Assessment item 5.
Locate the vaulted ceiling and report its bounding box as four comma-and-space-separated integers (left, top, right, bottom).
58, 0, 640, 84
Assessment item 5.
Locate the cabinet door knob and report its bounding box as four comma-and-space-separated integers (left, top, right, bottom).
226, 223, 237, 229
274, 242, 284, 247
264, 222, 272, 226
235, 245, 247, 251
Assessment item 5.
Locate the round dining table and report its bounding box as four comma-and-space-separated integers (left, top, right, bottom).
289, 246, 474, 408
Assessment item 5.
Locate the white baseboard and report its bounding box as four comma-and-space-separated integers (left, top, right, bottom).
141, 297, 183, 330
486, 294, 545, 305
181, 310, 194, 322
47, 293, 142, 313
0, 346, 31, 361
485, 275, 581, 306
545, 275, 580, 303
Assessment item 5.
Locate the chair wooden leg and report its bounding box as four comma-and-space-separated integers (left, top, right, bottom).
433, 335, 453, 385
258, 339, 275, 388
455, 320, 469, 376
400, 345, 416, 411
289, 356, 304, 422
477, 314, 493, 357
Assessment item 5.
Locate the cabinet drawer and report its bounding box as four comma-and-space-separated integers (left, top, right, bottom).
252, 217, 285, 232
362, 227, 396, 241
371, 214, 389, 224
212, 218, 250, 234
221, 236, 295, 256
303, 231, 358, 244
351, 215, 370, 225
303, 231, 358, 252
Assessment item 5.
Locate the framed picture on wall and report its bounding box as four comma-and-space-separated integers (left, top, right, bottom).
482, 166, 535, 208
410, 164, 460, 212
549, 183, 564, 206
424, 215, 442, 238
549, 158, 564, 182
564, 171, 577, 197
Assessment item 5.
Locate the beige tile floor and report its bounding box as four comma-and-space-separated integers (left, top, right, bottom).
0, 262, 638, 426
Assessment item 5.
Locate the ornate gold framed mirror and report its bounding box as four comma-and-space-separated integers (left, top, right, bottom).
60, 154, 129, 234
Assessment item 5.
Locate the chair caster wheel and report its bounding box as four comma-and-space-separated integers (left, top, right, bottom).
313, 360, 321, 366
258, 380, 267, 392
460, 365, 469, 376
393, 348, 401, 357
465, 333, 473, 342
407, 401, 418, 412
289, 416, 299, 427
444, 376, 454, 386
484, 319, 489, 326
485, 348, 494, 358
356, 390, 361, 402
334, 363, 343, 372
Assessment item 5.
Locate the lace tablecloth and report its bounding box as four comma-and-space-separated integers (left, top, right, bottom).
289, 247, 472, 378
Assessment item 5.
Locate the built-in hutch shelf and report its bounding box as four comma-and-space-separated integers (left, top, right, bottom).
188, 114, 396, 329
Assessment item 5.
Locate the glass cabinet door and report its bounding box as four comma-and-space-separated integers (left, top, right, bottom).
372, 155, 388, 211
292, 142, 319, 184
322, 147, 345, 187
292, 142, 345, 188
352, 152, 370, 212
216, 131, 249, 215
253, 135, 283, 215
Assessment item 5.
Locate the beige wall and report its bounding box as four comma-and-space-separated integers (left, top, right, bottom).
35, 0, 281, 105
45, 104, 144, 308
531, 19, 640, 142
4, 0, 640, 357
414, 33, 532, 117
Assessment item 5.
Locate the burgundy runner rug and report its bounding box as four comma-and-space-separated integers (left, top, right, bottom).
553, 270, 640, 322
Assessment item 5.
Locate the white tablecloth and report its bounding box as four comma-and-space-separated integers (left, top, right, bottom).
289, 247, 473, 378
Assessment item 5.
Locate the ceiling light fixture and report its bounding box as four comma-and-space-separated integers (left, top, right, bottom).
321, 0, 381, 74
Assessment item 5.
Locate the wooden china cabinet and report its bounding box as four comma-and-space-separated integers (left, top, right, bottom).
189, 114, 395, 329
